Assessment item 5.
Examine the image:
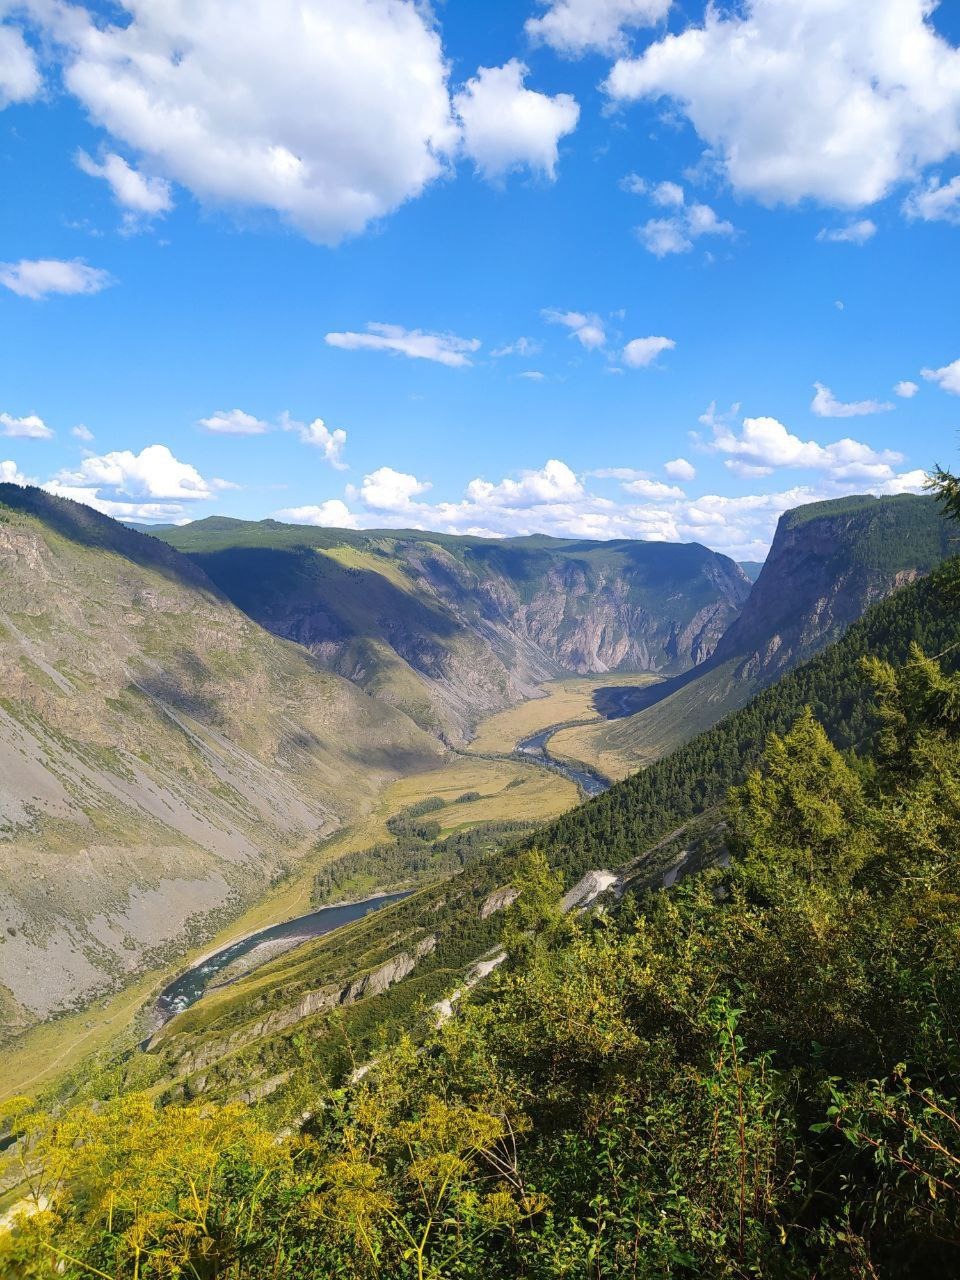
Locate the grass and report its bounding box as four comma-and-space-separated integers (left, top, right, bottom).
466, 675, 657, 756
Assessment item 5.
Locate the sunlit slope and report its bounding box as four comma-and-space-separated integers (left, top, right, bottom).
151, 519, 751, 744
0, 487, 444, 1036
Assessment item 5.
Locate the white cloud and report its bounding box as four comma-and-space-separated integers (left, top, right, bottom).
326, 323, 481, 368
0, 412, 54, 439
0, 258, 113, 300
622, 335, 675, 367
492, 337, 541, 357
454, 60, 579, 181
286, 416, 348, 470
816, 219, 877, 245
75, 150, 173, 227
0, 460, 30, 485
41, 482, 193, 522
605, 0, 960, 208
71, 424, 94, 442
923, 358, 960, 395
811, 382, 894, 418
525, 0, 671, 57
704, 413, 905, 483
273, 499, 359, 528
664, 457, 695, 481
903, 174, 960, 224
38, 0, 459, 245
542, 308, 606, 349
519, 371, 546, 381
633, 183, 734, 257
620, 172, 647, 194
199, 409, 270, 436
895, 380, 919, 399
651, 180, 684, 207
0, 20, 41, 107
725, 460, 774, 479
622, 476, 685, 500
52, 444, 219, 501
359, 466, 432, 511
465, 459, 583, 508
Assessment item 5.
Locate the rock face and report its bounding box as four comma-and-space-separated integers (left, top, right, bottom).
571, 494, 955, 775
710, 494, 954, 681
155, 521, 752, 744
0, 486, 444, 1034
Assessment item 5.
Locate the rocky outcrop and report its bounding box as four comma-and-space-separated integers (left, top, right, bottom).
480, 886, 519, 919
711, 495, 952, 682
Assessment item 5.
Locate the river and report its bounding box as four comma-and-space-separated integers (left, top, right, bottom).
516, 727, 610, 796
151, 892, 408, 1029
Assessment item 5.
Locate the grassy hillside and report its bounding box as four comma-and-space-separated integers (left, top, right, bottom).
0, 487, 444, 1036
147, 519, 750, 744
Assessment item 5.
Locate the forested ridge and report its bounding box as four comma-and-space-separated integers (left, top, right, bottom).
528, 554, 960, 885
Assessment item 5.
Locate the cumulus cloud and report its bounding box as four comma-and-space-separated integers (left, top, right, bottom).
326, 323, 481, 368
286, 416, 348, 470
816, 219, 877, 245
273, 499, 359, 528
622, 476, 685, 499
605, 0, 960, 208
71, 424, 94, 442
51, 444, 221, 501
622, 335, 675, 367
895, 381, 919, 399
542, 309, 606, 349
525, 0, 671, 57
75, 150, 173, 229
0, 460, 31, 485
630, 181, 735, 257
37, 0, 459, 245
0, 412, 54, 439
903, 174, 960, 224
923, 358, 960, 395
454, 60, 579, 181
0, 18, 41, 106
0, 258, 113, 300
41, 483, 194, 522
703, 413, 906, 483
199, 409, 270, 436
357, 466, 432, 511
664, 457, 695, 481
811, 382, 895, 418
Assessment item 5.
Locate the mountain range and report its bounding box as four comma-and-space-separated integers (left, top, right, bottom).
0, 485, 951, 1045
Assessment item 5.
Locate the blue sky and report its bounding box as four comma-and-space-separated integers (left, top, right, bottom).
1, 0, 959, 559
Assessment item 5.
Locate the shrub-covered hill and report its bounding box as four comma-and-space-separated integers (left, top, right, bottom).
5, 579, 960, 1277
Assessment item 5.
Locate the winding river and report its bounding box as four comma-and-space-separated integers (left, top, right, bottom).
516, 727, 610, 797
